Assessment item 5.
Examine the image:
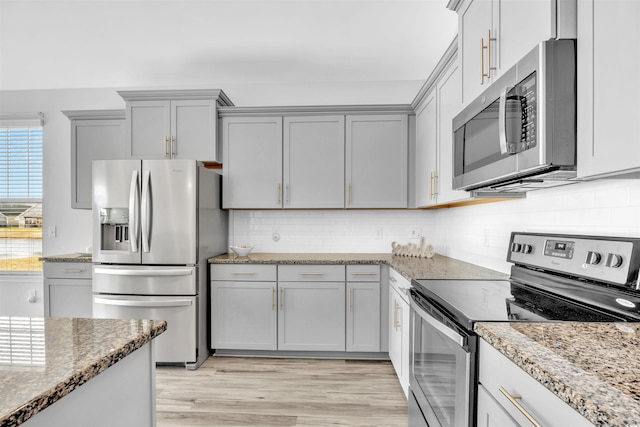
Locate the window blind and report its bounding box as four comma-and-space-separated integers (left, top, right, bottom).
0, 113, 44, 273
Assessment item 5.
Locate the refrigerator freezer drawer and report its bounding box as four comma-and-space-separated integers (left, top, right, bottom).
93, 265, 197, 295
93, 294, 197, 363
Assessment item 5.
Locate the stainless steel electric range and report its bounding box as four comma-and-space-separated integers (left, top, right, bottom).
408, 232, 640, 427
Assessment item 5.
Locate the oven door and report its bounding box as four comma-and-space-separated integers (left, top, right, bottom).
410, 290, 476, 427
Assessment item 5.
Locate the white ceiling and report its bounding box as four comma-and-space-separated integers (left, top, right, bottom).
0, 0, 458, 105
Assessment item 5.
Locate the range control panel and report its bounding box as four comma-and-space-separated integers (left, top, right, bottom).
507, 232, 640, 287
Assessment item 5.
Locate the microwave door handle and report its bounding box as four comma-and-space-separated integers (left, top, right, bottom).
498, 86, 511, 155
141, 169, 151, 253
128, 170, 140, 253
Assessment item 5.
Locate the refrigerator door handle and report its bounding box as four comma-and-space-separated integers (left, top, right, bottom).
94, 267, 193, 277
141, 169, 151, 253
94, 297, 193, 308
128, 170, 140, 253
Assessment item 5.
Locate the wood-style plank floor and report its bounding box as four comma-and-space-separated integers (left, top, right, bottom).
156, 356, 408, 426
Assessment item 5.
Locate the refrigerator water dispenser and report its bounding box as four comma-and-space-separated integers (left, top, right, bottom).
99, 208, 130, 250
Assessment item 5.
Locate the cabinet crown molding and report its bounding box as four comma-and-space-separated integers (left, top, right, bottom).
62, 110, 126, 120
218, 104, 414, 117
117, 89, 234, 106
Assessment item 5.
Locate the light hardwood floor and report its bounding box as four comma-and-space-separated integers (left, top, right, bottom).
156, 356, 408, 426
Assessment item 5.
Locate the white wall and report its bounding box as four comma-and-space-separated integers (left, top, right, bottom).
231, 179, 640, 274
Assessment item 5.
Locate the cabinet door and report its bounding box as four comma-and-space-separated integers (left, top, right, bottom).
0, 280, 43, 317
388, 286, 409, 398
171, 99, 218, 161
126, 100, 171, 159
476, 384, 519, 427
71, 117, 124, 209
47, 279, 93, 318
221, 117, 283, 209
211, 281, 277, 350
346, 282, 380, 352
346, 115, 408, 208
436, 60, 470, 205
278, 282, 345, 351
283, 116, 345, 208
415, 92, 437, 208
460, 0, 494, 104
577, 0, 640, 178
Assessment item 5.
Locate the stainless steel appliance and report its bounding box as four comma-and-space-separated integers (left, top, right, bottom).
408, 232, 640, 427
92, 159, 227, 370
452, 39, 577, 194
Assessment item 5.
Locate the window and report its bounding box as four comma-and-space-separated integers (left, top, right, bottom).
0, 113, 44, 273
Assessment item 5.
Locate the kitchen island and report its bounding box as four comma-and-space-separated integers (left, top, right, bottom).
0, 316, 166, 427
476, 322, 640, 427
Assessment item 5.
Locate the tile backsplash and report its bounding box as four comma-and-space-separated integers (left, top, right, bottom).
229, 179, 640, 273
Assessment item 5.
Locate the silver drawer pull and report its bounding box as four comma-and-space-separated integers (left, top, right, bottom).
61, 269, 85, 273
498, 386, 542, 427
399, 286, 410, 296
389, 276, 397, 283
230, 272, 256, 275
350, 272, 377, 276
298, 272, 326, 276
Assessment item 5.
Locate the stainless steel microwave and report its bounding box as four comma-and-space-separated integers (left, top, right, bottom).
452, 39, 576, 193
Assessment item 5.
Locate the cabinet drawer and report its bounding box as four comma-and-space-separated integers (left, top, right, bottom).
43, 262, 92, 279
278, 265, 345, 282
211, 264, 277, 282
347, 264, 380, 282
478, 339, 593, 427
388, 268, 411, 304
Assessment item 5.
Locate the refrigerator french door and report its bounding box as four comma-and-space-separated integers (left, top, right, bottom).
92, 159, 226, 370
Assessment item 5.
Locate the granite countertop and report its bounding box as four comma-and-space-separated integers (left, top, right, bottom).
475, 322, 640, 427
40, 253, 92, 263
0, 317, 167, 427
209, 252, 509, 281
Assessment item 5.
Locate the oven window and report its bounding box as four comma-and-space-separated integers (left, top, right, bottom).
412, 312, 472, 427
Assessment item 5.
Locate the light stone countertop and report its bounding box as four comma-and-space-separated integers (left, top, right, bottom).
40, 253, 92, 263
209, 252, 509, 281
0, 317, 167, 427
475, 322, 640, 427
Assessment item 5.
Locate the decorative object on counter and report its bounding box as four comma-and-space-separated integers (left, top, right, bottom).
230, 245, 254, 257
391, 237, 435, 259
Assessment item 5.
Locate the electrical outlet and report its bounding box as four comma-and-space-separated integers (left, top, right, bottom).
410, 227, 422, 239
375, 227, 383, 239
272, 228, 280, 242
47, 226, 56, 238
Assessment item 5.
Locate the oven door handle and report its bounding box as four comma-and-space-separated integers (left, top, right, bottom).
411, 298, 468, 348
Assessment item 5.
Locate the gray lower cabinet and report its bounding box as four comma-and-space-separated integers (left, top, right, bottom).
346, 265, 381, 352
210, 263, 382, 354
278, 265, 346, 351
43, 262, 93, 318
210, 264, 277, 350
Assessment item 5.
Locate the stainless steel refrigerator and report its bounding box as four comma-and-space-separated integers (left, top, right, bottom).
91, 159, 227, 370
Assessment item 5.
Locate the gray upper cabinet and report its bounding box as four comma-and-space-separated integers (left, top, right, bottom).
63, 110, 125, 209
118, 89, 232, 161
284, 116, 345, 208
450, 0, 576, 106
577, 0, 640, 179
346, 114, 408, 208
221, 116, 284, 209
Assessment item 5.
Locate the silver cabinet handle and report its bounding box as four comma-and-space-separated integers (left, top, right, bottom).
399, 286, 410, 296
171, 135, 176, 158
272, 287, 276, 310
279, 287, 284, 310
349, 288, 353, 312
347, 183, 352, 205
350, 272, 377, 276
277, 183, 281, 205
393, 300, 400, 331
298, 272, 326, 276
389, 276, 397, 283
164, 136, 169, 158
230, 272, 256, 275
60, 269, 85, 273
498, 386, 542, 427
